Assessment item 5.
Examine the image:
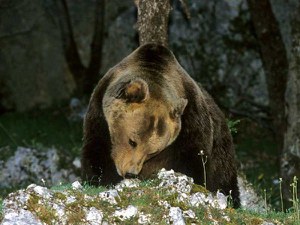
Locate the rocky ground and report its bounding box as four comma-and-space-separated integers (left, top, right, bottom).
1, 145, 294, 224
0, 147, 282, 225
0, 146, 80, 189
0, 164, 280, 225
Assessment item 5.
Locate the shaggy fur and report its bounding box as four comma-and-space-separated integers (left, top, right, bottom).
81, 44, 240, 207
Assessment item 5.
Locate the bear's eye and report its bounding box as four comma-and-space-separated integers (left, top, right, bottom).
129, 139, 137, 148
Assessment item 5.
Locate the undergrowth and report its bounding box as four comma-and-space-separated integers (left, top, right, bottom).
234, 119, 280, 208
0, 108, 82, 156
15, 180, 300, 224
0, 198, 3, 222
0, 108, 82, 208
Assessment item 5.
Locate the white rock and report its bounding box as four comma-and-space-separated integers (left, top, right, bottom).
177, 175, 193, 193
32, 186, 52, 199
114, 205, 138, 220
69, 98, 87, 121
138, 213, 151, 224
157, 169, 193, 194
99, 189, 119, 205
238, 175, 267, 212
52, 203, 65, 219
213, 191, 227, 209
189, 191, 227, 209
65, 195, 77, 204
189, 192, 207, 207
223, 215, 230, 222
158, 200, 171, 209
1, 209, 43, 225
183, 209, 196, 219
71, 181, 83, 190
0, 147, 79, 189
86, 207, 103, 225
72, 158, 81, 169
115, 178, 140, 191
157, 168, 174, 178
5, 190, 30, 208
177, 192, 189, 203
27, 184, 37, 189
169, 207, 186, 225
205, 193, 214, 205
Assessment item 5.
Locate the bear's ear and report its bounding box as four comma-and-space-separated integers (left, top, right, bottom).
171, 98, 188, 119
116, 79, 149, 103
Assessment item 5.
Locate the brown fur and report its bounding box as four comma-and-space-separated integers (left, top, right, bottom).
81, 44, 240, 207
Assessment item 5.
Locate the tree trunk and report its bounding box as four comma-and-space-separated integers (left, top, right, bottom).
134, 0, 171, 47
56, 0, 86, 93
247, 0, 288, 153
281, 2, 300, 207
56, 0, 105, 95
86, 0, 106, 94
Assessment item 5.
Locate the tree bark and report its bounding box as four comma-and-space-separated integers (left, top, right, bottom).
56, 0, 85, 91
281, 2, 300, 206
86, 0, 105, 93
247, 0, 288, 152
56, 0, 105, 95
134, 0, 171, 47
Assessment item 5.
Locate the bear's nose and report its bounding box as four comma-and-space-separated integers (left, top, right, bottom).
124, 173, 138, 179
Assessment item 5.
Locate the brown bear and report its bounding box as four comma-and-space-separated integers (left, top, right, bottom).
81, 43, 240, 207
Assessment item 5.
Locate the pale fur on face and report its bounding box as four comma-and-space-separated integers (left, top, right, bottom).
105, 98, 185, 177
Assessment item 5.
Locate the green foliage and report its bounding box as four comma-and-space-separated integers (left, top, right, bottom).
191, 183, 209, 194
235, 120, 279, 208
82, 184, 107, 196
27, 193, 59, 224
50, 184, 73, 192
291, 176, 300, 222
227, 119, 240, 134
0, 197, 3, 221
0, 109, 82, 156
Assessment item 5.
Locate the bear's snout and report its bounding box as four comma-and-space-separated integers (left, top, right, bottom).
113, 151, 146, 178
116, 162, 142, 178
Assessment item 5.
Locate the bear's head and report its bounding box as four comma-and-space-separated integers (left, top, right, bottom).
103, 78, 187, 178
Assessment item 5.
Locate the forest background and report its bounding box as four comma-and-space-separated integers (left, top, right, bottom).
0, 0, 299, 213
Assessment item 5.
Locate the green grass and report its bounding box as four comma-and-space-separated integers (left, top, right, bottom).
234, 118, 281, 209
50, 183, 74, 192
0, 197, 3, 221
0, 108, 82, 157
51, 183, 108, 196
82, 184, 108, 195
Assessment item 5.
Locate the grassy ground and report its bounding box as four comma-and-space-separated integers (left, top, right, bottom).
0, 108, 82, 158
0, 197, 2, 221
8, 179, 299, 224
234, 119, 281, 210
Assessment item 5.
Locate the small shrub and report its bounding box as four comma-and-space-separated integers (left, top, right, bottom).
227, 119, 240, 134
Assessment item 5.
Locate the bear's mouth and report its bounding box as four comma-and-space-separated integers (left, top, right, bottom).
115, 150, 162, 178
